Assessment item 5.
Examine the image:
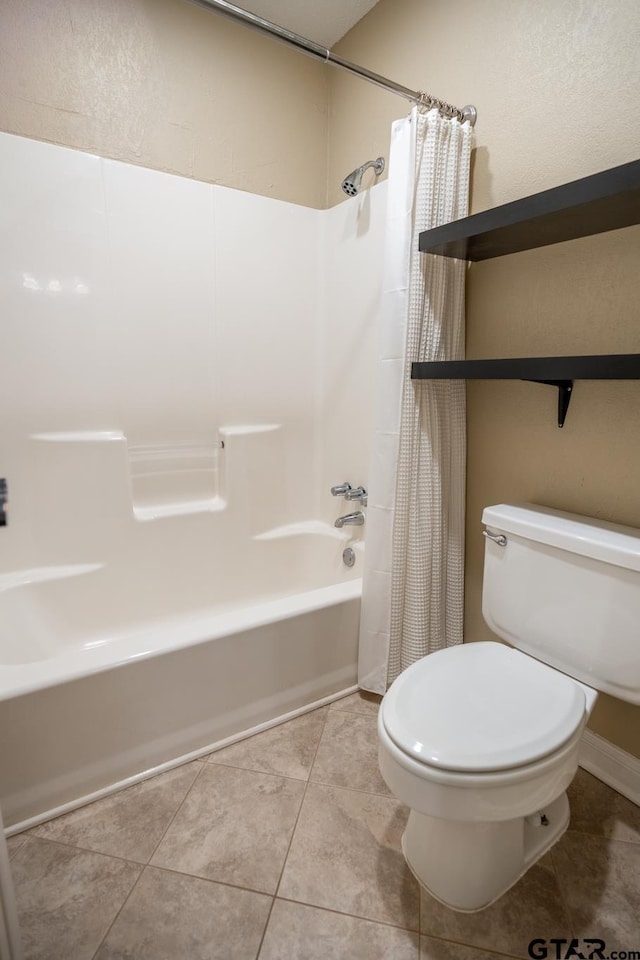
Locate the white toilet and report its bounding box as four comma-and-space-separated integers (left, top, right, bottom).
378, 503, 640, 912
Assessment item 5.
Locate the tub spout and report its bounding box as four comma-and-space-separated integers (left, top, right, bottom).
335, 511, 365, 528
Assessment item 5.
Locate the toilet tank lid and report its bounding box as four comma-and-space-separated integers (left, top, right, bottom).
482, 504, 640, 572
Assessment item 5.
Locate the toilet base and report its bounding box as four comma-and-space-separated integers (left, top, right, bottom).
402, 791, 569, 912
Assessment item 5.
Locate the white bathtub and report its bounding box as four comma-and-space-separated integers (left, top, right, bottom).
0, 522, 361, 829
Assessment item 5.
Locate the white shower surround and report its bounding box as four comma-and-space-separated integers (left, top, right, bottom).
0, 132, 386, 827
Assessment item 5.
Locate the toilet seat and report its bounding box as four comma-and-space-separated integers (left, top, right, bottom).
381, 641, 586, 774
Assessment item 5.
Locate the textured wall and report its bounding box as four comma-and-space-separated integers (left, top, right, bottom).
0, 0, 328, 207
329, 0, 640, 756
327, 0, 639, 211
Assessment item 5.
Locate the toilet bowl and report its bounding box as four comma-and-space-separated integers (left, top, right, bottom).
378, 641, 596, 911
378, 504, 640, 912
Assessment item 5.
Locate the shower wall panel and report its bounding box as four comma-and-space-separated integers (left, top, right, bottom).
0, 131, 383, 570
102, 159, 217, 450
213, 185, 321, 521
319, 186, 387, 524
0, 134, 112, 571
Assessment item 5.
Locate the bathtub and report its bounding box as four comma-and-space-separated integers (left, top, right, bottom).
0, 521, 361, 830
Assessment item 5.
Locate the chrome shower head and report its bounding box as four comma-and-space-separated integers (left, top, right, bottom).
341, 156, 385, 197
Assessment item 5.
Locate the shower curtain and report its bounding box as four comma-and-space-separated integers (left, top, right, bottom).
358, 106, 473, 694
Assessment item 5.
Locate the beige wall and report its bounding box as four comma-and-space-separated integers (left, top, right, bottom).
330, 0, 640, 756
327, 0, 639, 210
0, 0, 327, 207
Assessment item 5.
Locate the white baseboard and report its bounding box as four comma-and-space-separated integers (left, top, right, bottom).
579, 729, 640, 806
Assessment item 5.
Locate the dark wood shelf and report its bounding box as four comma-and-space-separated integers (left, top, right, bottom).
414, 161, 640, 426
411, 354, 640, 428
411, 354, 640, 381
418, 159, 640, 261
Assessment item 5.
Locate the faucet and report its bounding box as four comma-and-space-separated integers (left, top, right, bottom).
344, 486, 367, 506
0, 479, 6, 527
335, 511, 365, 528
331, 481, 352, 497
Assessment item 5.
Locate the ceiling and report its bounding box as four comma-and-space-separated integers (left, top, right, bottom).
234, 0, 380, 48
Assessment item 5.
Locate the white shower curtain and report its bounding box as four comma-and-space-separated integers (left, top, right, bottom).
358, 106, 473, 694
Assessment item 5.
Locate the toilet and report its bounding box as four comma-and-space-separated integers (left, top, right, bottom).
378, 503, 640, 912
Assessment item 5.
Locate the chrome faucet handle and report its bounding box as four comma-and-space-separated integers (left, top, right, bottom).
345, 486, 367, 505
0, 479, 7, 527
330, 482, 352, 497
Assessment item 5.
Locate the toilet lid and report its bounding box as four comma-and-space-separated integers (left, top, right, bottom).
382, 642, 586, 772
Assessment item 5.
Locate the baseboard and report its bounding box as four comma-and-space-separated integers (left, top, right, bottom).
579, 729, 640, 806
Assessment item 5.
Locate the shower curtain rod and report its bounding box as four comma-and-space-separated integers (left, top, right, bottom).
186, 0, 477, 125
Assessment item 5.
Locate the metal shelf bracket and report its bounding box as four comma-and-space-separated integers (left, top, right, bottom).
526, 379, 574, 428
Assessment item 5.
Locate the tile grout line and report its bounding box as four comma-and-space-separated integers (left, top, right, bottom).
271, 891, 525, 959
88, 859, 146, 960
20, 833, 147, 870
136, 860, 277, 899
419, 924, 526, 959
326, 702, 419, 935
255, 705, 332, 959
307, 772, 393, 799
144, 759, 209, 865
329, 701, 382, 716
208, 757, 395, 802
24, 761, 209, 868
275, 705, 331, 895
25, 832, 286, 955
20, 809, 640, 863
24, 826, 280, 896
206, 758, 312, 783
88, 759, 210, 960
274, 893, 422, 938
262, 699, 422, 943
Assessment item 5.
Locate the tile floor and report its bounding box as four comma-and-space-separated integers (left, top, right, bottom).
6, 690, 640, 960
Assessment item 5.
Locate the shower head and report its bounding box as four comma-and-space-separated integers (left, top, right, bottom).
341, 157, 385, 197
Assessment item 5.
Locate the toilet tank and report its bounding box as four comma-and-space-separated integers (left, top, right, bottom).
482, 504, 640, 705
